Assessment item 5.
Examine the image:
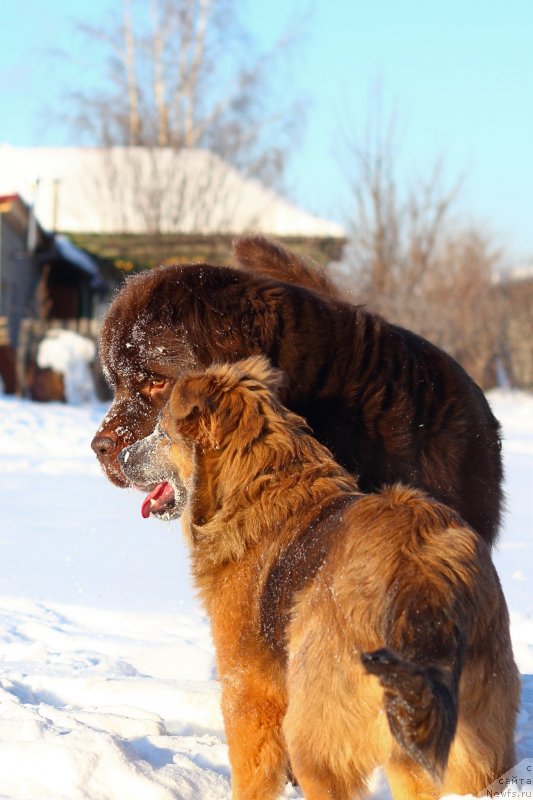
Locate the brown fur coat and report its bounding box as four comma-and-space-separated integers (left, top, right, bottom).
93, 237, 503, 545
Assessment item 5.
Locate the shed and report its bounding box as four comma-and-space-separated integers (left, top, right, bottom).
0, 194, 106, 393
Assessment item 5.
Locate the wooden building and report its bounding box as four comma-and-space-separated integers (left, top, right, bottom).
0, 194, 106, 394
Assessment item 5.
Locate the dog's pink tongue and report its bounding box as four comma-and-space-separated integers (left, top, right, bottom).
141, 482, 173, 519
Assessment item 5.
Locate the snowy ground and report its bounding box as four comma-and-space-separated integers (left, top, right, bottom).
0, 390, 531, 799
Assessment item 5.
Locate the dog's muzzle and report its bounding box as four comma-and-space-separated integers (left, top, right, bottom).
119, 431, 187, 520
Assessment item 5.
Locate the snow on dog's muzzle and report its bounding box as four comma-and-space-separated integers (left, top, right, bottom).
118, 430, 188, 520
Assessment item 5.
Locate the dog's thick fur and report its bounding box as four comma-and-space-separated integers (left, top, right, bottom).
93, 236, 503, 545
119, 357, 519, 800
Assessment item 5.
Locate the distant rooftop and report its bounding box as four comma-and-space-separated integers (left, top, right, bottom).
0, 192, 106, 292
494, 260, 533, 284
0, 145, 345, 239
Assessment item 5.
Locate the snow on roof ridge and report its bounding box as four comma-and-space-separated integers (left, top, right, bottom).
0, 145, 345, 238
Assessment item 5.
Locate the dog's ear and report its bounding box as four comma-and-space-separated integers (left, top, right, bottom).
169, 374, 210, 421
234, 355, 288, 398
166, 373, 224, 449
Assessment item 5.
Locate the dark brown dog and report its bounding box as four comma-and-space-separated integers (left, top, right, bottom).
119, 356, 518, 800
92, 237, 503, 544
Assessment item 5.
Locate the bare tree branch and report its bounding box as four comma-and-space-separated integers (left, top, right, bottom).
150, 0, 170, 145
337, 97, 506, 388
124, 0, 141, 144
63, 0, 304, 189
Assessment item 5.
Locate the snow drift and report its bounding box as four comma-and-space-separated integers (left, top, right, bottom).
0, 390, 531, 799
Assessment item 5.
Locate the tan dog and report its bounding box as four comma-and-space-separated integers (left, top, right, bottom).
119, 356, 519, 800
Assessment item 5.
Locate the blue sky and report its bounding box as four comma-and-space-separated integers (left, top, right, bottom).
1, 0, 532, 262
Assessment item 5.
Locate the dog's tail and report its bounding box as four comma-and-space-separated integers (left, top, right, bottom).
361, 641, 462, 782
232, 235, 342, 299
359, 490, 480, 781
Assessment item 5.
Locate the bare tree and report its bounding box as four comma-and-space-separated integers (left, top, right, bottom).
65, 0, 302, 188
336, 100, 504, 388
498, 273, 533, 389
420, 228, 503, 387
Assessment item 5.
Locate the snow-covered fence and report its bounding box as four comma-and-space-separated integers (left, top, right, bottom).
16, 318, 102, 400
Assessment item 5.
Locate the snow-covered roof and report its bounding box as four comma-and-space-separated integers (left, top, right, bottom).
0, 145, 345, 239
0, 191, 105, 290
53, 235, 106, 290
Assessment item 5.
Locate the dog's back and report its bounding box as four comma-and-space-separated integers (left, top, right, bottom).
283, 485, 519, 798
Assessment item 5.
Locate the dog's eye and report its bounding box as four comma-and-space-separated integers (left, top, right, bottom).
139, 376, 171, 405
149, 377, 168, 390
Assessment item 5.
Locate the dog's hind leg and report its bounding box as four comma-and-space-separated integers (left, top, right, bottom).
283, 605, 383, 800
441, 695, 520, 797
385, 752, 439, 800
285, 756, 366, 800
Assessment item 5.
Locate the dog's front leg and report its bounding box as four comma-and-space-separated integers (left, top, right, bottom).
220, 668, 288, 800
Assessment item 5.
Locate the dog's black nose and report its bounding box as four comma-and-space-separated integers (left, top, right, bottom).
91, 434, 118, 458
